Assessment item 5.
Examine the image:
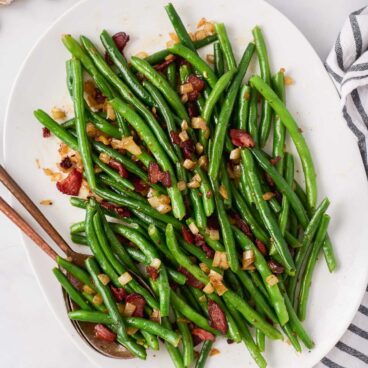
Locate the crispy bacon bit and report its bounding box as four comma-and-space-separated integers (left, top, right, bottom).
267, 259, 284, 274
170, 131, 195, 159
59, 156, 73, 170
187, 90, 200, 102
182, 225, 194, 244
170, 131, 181, 145
264, 172, 275, 189
131, 176, 148, 195
95, 324, 117, 342
148, 162, 172, 188
146, 266, 159, 281
94, 88, 106, 104
207, 216, 219, 230
56, 169, 82, 195
42, 127, 51, 138
255, 239, 267, 256
191, 328, 215, 342
232, 213, 253, 239
208, 299, 228, 334
270, 156, 281, 166
113, 32, 130, 52
194, 234, 214, 258
154, 56, 177, 72
187, 74, 205, 92
125, 293, 146, 318
187, 101, 199, 118
110, 286, 126, 302
108, 159, 129, 178
100, 200, 132, 218
178, 266, 205, 289
230, 129, 256, 148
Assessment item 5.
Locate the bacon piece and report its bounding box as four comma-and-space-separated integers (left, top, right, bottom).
147, 162, 172, 187
230, 129, 256, 148
56, 169, 82, 195
187, 90, 200, 102
267, 259, 284, 274
170, 131, 181, 145
207, 216, 219, 230
125, 293, 146, 318
94, 88, 106, 104
181, 225, 194, 244
105, 32, 130, 65
178, 266, 205, 289
95, 324, 117, 342
191, 328, 215, 342
100, 200, 132, 218
110, 286, 126, 302
59, 156, 73, 170
194, 234, 214, 258
232, 213, 253, 239
187, 74, 205, 92
154, 56, 177, 72
108, 159, 129, 178
255, 239, 267, 256
208, 299, 228, 334
187, 101, 199, 118
170, 131, 195, 159
146, 266, 159, 281
264, 172, 275, 189
42, 127, 51, 138
270, 156, 281, 166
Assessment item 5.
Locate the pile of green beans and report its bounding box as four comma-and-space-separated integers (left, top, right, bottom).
34, 3, 336, 367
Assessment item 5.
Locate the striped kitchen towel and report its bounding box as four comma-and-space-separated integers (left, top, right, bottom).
316, 6, 368, 368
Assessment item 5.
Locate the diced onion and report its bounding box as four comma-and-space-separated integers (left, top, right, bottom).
111, 136, 142, 156
266, 274, 279, 286
191, 117, 207, 130
177, 181, 187, 191
150, 309, 161, 323
262, 192, 275, 201
242, 250, 255, 270
212, 251, 229, 270
83, 285, 95, 295
181, 120, 189, 130
183, 159, 196, 170
206, 228, 220, 241
199, 262, 210, 274
199, 295, 207, 303
127, 327, 139, 335
188, 222, 199, 235
92, 294, 103, 306
229, 148, 241, 160
179, 130, 189, 142
150, 258, 161, 270
97, 273, 110, 285
195, 142, 204, 155
209, 270, 223, 282
123, 302, 136, 317
118, 272, 132, 286
180, 83, 194, 94
203, 282, 215, 294
219, 185, 229, 200
187, 180, 200, 189
212, 279, 228, 296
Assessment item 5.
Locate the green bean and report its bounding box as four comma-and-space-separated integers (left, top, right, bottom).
140, 330, 159, 351
223, 290, 282, 340
71, 233, 88, 245
180, 286, 202, 313
239, 163, 254, 204
241, 149, 295, 274
279, 281, 314, 349
224, 270, 246, 300
215, 23, 236, 70
279, 153, 294, 235
210, 178, 239, 272
157, 265, 170, 317
92, 140, 152, 182
85, 257, 146, 359
166, 224, 208, 284
287, 198, 330, 303
82, 292, 107, 313
129, 209, 167, 232
168, 43, 218, 88
250, 271, 269, 299
233, 227, 289, 326
100, 30, 154, 106
189, 287, 209, 315
189, 189, 207, 230
220, 161, 232, 208
86, 109, 121, 139
285, 231, 303, 248
298, 214, 330, 320
238, 84, 251, 130
207, 293, 242, 343
252, 148, 309, 226
252, 26, 272, 147
175, 311, 194, 367
202, 69, 236, 124
256, 308, 266, 352
226, 303, 267, 368
322, 236, 337, 272
208, 42, 255, 180
236, 270, 278, 323
247, 87, 259, 145
111, 223, 159, 264
231, 183, 269, 244
52, 268, 92, 310
214, 41, 225, 77
166, 62, 177, 89
80, 36, 178, 164
171, 290, 219, 335
282, 323, 301, 352
165, 3, 197, 52
109, 98, 185, 220
131, 56, 189, 121
68, 59, 96, 189
250, 75, 317, 209
56, 256, 94, 290
272, 71, 286, 174
144, 34, 218, 65
195, 340, 213, 368
162, 317, 185, 368
194, 167, 215, 217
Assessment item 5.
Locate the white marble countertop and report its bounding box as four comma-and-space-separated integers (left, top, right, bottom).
0, 1, 366, 367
